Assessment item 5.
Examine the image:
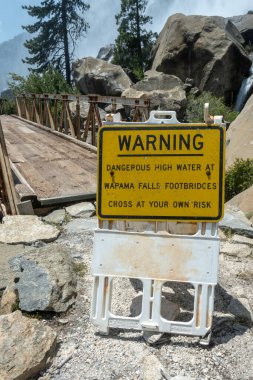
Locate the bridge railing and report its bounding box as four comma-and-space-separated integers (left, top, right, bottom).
16, 94, 151, 146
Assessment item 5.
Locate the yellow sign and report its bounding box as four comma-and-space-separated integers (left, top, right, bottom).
97, 124, 225, 221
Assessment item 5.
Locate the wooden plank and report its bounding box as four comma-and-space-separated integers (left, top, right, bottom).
0, 120, 18, 214
0, 115, 97, 204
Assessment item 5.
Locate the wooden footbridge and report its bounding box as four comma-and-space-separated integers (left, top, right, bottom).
0, 94, 150, 215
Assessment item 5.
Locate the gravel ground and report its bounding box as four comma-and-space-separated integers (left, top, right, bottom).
37, 215, 253, 380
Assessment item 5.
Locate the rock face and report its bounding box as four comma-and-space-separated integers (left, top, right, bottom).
226, 93, 253, 168
226, 186, 253, 220
96, 44, 115, 62
0, 311, 57, 380
151, 13, 251, 102
9, 245, 77, 312
122, 70, 186, 118
72, 57, 132, 96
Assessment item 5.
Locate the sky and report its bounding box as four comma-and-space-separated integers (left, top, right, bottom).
0, 0, 253, 57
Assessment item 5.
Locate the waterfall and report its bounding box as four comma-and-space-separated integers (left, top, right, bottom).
235, 63, 253, 111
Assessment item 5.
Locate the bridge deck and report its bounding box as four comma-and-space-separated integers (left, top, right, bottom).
0, 115, 97, 206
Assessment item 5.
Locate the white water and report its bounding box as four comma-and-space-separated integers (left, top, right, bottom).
235, 64, 253, 111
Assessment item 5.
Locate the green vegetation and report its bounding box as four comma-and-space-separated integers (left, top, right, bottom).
22, 0, 90, 84
113, 0, 157, 80
23, 311, 42, 320
225, 158, 253, 201
186, 92, 239, 123
73, 262, 87, 277
0, 99, 16, 115
8, 67, 73, 95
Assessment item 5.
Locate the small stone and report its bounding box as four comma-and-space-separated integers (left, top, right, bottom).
64, 217, 98, 235
43, 209, 66, 225
141, 354, 164, 380
65, 202, 95, 218
58, 318, 69, 325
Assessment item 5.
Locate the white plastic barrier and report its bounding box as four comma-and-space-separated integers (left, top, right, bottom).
91, 108, 224, 345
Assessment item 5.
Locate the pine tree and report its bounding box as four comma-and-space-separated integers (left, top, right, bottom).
113, 0, 157, 79
22, 0, 90, 85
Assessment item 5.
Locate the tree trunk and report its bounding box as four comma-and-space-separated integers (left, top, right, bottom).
61, 0, 71, 85
136, 0, 143, 74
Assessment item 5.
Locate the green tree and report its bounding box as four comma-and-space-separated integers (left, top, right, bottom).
22, 0, 90, 85
8, 67, 73, 95
113, 0, 157, 79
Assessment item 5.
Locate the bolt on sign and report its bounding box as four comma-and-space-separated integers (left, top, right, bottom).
97, 124, 225, 221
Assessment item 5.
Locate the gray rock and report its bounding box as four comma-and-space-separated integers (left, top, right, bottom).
65, 202, 95, 218
220, 241, 252, 258
0, 244, 33, 291
64, 217, 98, 235
219, 208, 253, 238
141, 354, 164, 380
151, 13, 251, 101
9, 245, 77, 312
72, 57, 132, 96
0, 311, 57, 380
0, 215, 60, 244
43, 209, 66, 225
122, 70, 186, 119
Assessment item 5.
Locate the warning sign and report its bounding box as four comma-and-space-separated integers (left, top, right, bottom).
97, 124, 225, 221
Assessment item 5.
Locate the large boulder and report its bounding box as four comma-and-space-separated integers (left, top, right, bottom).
9, 245, 77, 312
151, 13, 251, 102
226, 93, 253, 168
226, 186, 253, 220
72, 57, 132, 96
0, 311, 57, 380
122, 70, 186, 119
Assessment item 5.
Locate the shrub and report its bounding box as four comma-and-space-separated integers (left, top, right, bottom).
8, 66, 74, 95
186, 92, 238, 123
0, 99, 16, 115
225, 158, 253, 201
